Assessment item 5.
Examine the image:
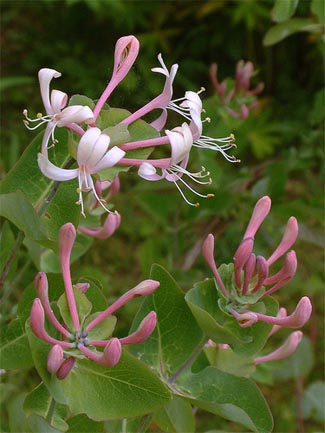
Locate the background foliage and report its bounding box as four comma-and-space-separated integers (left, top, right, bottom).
1, 0, 324, 432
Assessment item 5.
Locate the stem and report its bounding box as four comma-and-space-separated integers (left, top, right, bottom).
169, 336, 207, 384
0, 231, 25, 291
296, 377, 305, 433
136, 414, 153, 433
46, 397, 57, 425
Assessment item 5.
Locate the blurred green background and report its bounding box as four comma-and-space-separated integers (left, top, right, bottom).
1, 0, 324, 431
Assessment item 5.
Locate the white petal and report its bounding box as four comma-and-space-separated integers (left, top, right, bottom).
57, 106, 94, 127
92, 146, 125, 173
167, 123, 193, 165
38, 68, 61, 115
50, 89, 68, 113
38, 153, 78, 181
77, 127, 102, 164
86, 133, 110, 167
138, 162, 164, 181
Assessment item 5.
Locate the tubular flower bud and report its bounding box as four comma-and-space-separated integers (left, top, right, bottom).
56, 357, 76, 380
254, 331, 303, 365
47, 345, 64, 374
78, 212, 121, 239
103, 338, 122, 367
92, 36, 140, 121
202, 234, 227, 297
120, 311, 157, 345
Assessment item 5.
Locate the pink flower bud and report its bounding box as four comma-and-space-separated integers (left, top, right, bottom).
242, 253, 256, 295
34, 272, 48, 298
56, 356, 76, 380
202, 234, 227, 297
233, 238, 254, 288
263, 250, 297, 298
251, 255, 269, 293
120, 311, 157, 345
112, 36, 140, 82
253, 296, 312, 328
103, 338, 122, 368
243, 196, 271, 239
47, 345, 64, 374
131, 279, 160, 297
59, 223, 76, 262
254, 331, 303, 365
75, 282, 90, 293
78, 212, 121, 239
267, 217, 298, 266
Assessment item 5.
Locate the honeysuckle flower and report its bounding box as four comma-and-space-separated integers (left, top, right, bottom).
37, 127, 125, 216
93, 35, 140, 121
137, 122, 213, 207
210, 60, 264, 119
78, 212, 121, 239
23, 68, 94, 154
167, 89, 239, 163
30, 223, 159, 379
202, 196, 312, 330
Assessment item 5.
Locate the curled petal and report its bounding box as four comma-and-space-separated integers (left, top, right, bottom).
57, 105, 94, 127
202, 234, 227, 297
267, 217, 298, 266
91, 146, 125, 173
77, 127, 103, 165
38, 153, 79, 181
230, 309, 258, 328
47, 345, 64, 374
138, 162, 164, 181
254, 331, 303, 365
56, 356, 76, 380
38, 68, 61, 115
120, 311, 157, 345
50, 89, 68, 114
243, 196, 271, 239
166, 122, 193, 165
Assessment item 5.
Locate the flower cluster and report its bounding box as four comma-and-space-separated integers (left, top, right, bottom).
202, 196, 312, 331
30, 223, 159, 379
24, 35, 239, 214
210, 60, 264, 119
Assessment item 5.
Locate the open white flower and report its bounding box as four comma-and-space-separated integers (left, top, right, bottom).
24, 68, 94, 154
38, 127, 125, 215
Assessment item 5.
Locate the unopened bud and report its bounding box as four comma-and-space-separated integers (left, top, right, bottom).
47, 345, 64, 374
56, 357, 76, 380
103, 338, 122, 368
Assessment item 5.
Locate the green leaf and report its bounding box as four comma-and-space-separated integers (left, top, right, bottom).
154, 396, 195, 433
263, 18, 322, 46
67, 414, 104, 432
68, 94, 95, 110
302, 381, 325, 422
57, 286, 92, 330
271, 0, 299, 23
185, 279, 277, 357
0, 318, 33, 369
102, 124, 131, 146
178, 367, 273, 433
205, 345, 256, 378
311, 0, 325, 25
85, 314, 117, 340
26, 321, 171, 420
0, 221, 17, 279
24, 382, 69, 432
28, 415, 64, 433
0, 191, 47, 243
129, 264, 204, 377
272, 336, 314, 380
0, 128, 81, 246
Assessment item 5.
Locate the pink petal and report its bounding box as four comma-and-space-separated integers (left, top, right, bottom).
38, 68, 61, 115
38, 153, 79, 181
